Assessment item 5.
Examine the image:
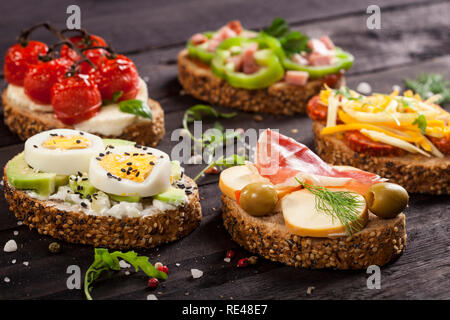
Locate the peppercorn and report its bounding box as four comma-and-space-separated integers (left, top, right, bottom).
248, 256, 258, 265
157, 265, 169, 274
237, 258, 249, 268
48, 242, 61, 254
148, 278, 159, 289
225, 249, 235, 259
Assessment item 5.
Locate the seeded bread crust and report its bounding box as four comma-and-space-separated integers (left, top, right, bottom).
221, 194, 406, 270
1, 89, 165, 147
312, 121, 450, 195
3, 170, 202, 250
177, 49, 343, 115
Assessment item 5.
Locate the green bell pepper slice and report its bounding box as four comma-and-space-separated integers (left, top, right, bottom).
282, 47, 354, 78
211, 45, 285, 90
187, 32, 215, 64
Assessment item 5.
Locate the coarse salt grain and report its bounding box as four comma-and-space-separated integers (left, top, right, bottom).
307, 286, 315, 295
356, 82, 372, 95
11, 259, 16, 264
191, 268, 203, 279
23, 261, 29, 266
4, 240, 17, 252
147, 294, 158, 300
119, 260, 131, 269
125, 271, 130, 276
224, 257, 231, 263
176, 263, 181, 267
13, 231, 18, 236
17, 221, 23, 226
4, 277, 10, 283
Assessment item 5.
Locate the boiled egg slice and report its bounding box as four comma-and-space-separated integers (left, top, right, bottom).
88, 145, 171, 197
24, 129, 104, 175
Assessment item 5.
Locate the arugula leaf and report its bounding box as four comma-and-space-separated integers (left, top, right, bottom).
84, 248, 166, 300
405, 73, 450, 104
118, 99, 152, 119
263, 17, 310, 54
193, 154, 246, 181
413, 114, 427, 134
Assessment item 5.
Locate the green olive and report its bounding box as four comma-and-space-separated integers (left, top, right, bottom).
239, 182, 278, 216
366, 183, 409, 219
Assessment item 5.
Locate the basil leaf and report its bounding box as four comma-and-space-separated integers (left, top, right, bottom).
280, 31, 310, 54
264, 17, 289, 38
118, 99, 152, 120
112, 91, 123, 102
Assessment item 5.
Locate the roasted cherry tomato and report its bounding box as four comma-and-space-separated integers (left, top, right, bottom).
96, 54, 140, 101
4, 41, 48, 86
306, 95, 328, 122
428, 135, 450, 155
23, 57, 72, 104
60, 35, 107, 74
51, 73, 102, 125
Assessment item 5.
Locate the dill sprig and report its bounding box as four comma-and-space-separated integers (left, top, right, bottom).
295, 178, 365, 235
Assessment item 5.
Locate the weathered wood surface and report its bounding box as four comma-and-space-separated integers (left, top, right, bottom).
0, 0, 449, 300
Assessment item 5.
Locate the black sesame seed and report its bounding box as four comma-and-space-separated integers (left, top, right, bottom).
76, 140, 81, 144
107, 172, 112, 177
121, 168, 126, 173
127, 162, 132, 165
124, 152, 130, 155
136, 172, 140, 177
81, 202, 87, 208
133, 153, 139, 156
79, 132, 84, 135
33, 145, 38, 148
117, 177, 122, 181
96, 157, 101, 161
99, 153, 105, 157
149, 161, 155, 165
185, 190, 192, 195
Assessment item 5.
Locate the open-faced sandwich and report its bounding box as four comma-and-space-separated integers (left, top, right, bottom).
2, 23, 164, 146
219, 129, 408, 269
3, 129, 201, 249
307, 86, 450, 194
178, 18, 353, 115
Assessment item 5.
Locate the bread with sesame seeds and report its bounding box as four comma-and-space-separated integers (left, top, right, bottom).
221, 194, 406, 269
2, 170, 202, 250
1, 88, 165, 147
312, 122, 450, 195
177, 49, 344, 115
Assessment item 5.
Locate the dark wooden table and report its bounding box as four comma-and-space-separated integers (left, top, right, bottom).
0, 0, 449, 300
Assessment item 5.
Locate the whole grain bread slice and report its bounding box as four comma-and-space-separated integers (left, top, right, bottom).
3, 171, 202, 250
312, 121, 450, 195
1, 90, 165, 147
222, 194, 406, 270
178, 49, 343, 115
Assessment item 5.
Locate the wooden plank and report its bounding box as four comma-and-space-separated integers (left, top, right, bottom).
0, 0, 442, 66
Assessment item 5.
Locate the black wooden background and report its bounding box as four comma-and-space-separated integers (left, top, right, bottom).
0, 0, 449, 300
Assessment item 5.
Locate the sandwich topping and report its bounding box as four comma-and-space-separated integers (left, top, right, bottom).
3, 23, 152, 136
6, 130, 189, 219
308, 86, 450, 157
186, 18, 353, 89
219, 129, 408, 237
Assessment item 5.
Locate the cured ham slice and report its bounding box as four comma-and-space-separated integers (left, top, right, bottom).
255, 129, 383, 194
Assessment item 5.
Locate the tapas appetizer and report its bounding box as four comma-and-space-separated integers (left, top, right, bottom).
178, 18, 353, 115
307, 86, 450, 194
3, 129, 201, 249
2, 23, 164, 146
219, 129, 407, 269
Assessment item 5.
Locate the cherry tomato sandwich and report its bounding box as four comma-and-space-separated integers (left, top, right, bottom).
307, 86, 450, 194
219, 129, 408, 269
2, 23, 164, 146
3, 129, 201, 249
178, 18, 353, 115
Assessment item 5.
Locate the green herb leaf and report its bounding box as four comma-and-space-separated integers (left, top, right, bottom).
194, 154, 246, 181
118, 99, 152, 120
404, 73, 450, 104
295, 178, 365, 235
102, 91, 124, 105
263, 18, 310, 54
263, 17, 290, 38
412, 114, 427, 134
84, 248, 166, 300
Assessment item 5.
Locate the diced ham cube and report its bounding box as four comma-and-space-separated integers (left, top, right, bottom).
320, 36, 335, 50
285, 71, 309, 86
212, 26, 237, 42
206, 39, 221, 52
191, 33, 208, 45
227, 55, 244, 72
308, 39, 330, 56
241, 43, 260, 74
227, 20, 243, 35
308, 52, 334, 66
292, 53, 308, 65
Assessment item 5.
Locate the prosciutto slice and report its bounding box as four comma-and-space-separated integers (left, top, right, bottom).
255, 129, 383, 194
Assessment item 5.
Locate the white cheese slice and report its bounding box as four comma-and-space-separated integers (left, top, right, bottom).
281, 188, 367, 237
5, 84, 53, 112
